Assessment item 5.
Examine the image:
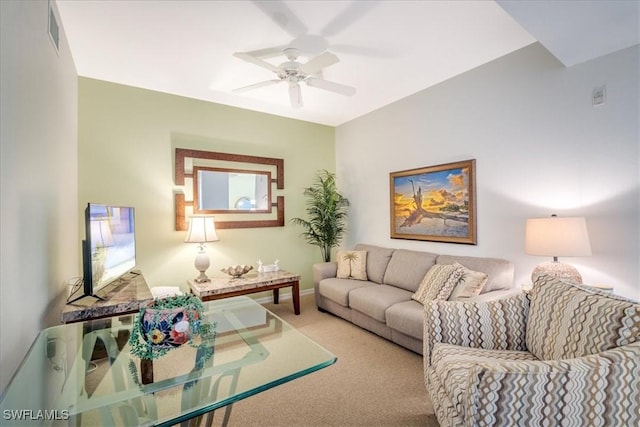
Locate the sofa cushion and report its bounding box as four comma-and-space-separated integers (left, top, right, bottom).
336, 250, 368, 280
383, 249, 438, 292
354, 244, 395, 284
430, 343, 538, 423
386, 300, 423, 340
412, 264, 464, 303
526, 275, 640, 361
448, 262, 489, 301
318, 278, 375, 307
436, 255, 514, 292
349, 285, 413, 323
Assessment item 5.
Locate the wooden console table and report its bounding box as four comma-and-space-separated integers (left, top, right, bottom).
61, 270, 153, 323
189, 270, 301, 315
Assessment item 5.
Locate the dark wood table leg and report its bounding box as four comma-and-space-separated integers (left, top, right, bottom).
292, 280, 300, 315
273, 288, 280, 304
141, 358, 154, 384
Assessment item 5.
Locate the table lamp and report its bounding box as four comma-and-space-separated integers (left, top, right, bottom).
525, 214, 592, 283
185, 215, 219, 283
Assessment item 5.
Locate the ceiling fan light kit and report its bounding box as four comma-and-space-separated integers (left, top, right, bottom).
232, 48, 356, 108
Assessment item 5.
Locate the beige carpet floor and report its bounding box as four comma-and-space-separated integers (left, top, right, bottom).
86, 293, 439, 426
219, 293, 439, 427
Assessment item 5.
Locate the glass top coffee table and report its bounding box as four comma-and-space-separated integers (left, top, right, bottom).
0, 296, 336, 426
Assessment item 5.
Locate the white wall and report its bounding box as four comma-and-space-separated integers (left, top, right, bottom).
336, 43, 639, 300
0, 1, 78, 392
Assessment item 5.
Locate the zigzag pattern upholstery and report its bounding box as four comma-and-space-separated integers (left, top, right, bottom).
424, 276, 640, 427
526, 275, 640, 360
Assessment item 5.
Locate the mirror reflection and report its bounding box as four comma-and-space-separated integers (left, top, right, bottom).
194, 167, 271, 212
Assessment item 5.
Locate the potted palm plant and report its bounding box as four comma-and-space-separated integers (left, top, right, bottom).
291, 170, 349, 262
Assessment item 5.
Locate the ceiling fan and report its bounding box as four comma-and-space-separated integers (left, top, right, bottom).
232, 48, 356, 108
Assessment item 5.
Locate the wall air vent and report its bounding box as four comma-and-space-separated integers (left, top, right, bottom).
592, 85, 606, 107
48, 0, 60, 53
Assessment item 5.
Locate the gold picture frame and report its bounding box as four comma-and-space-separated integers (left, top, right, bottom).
390, 159, 476, 244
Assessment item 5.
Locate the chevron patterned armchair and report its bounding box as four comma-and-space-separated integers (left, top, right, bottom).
423, 275, 640, 427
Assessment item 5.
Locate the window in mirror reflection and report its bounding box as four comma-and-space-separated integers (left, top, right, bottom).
194, 167, 272, 213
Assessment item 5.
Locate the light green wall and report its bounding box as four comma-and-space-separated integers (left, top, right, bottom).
79, 78, 335, 294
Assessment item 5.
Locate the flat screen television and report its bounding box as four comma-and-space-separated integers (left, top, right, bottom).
69, 203, 136, 303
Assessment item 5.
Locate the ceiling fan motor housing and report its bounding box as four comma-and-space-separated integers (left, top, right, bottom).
284, 47, 300, 60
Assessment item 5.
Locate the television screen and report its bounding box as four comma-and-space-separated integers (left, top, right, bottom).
85, 203, 136, 295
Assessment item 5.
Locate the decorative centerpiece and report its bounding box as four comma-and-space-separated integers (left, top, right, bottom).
220, 264, 253, 278
128, 294, 215, 361
257, 259, 280, 273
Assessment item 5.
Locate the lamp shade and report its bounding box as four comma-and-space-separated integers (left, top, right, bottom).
185, 215, 219, 243
525, 216, 591, 257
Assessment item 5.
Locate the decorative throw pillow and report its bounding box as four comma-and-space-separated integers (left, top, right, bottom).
336, 250, 368, 281
412, 263, 465, 304
448, 262, 489, 301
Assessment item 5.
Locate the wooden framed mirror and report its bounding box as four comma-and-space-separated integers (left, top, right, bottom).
174, 148, 284, 230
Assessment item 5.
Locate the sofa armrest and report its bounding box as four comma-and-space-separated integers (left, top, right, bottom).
424, 293, 530, 363
312, 262, 337, 288
464, 343, 640, 426
313, 262, 338, 309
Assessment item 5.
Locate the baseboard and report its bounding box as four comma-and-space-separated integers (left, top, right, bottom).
253, 287, 314, 304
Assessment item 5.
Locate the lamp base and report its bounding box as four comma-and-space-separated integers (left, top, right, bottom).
193, 247, 211, 283
531, 261, 583, 284
192, 274, 211, 284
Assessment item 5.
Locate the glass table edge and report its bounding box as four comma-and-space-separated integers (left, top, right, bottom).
0, 295, 338, 424
153, 356, 337, 427
0, 329, 44, 404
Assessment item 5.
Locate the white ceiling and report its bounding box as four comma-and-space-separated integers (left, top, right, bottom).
497, 0, 639, 67
55, 1, 639, 127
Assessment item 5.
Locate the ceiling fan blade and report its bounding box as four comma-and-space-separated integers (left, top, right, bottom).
233, 79, 282, 93
289, 82, 303, 108
251, 0, 308, 38
306, 77, 356, 96
320, 2, 378, 37
233, 52, 281, 74
299, 52, 339, 75
243, 45, 290, 59
331, 43, 398, 58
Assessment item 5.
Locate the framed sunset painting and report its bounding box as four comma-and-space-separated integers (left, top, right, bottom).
389, 159, 477, 244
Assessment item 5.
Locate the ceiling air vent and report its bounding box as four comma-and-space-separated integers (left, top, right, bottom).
48, 1, 59, 53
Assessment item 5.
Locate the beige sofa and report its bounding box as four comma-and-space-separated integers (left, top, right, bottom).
313, 243, 518, 354
424, 275, 640, 427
